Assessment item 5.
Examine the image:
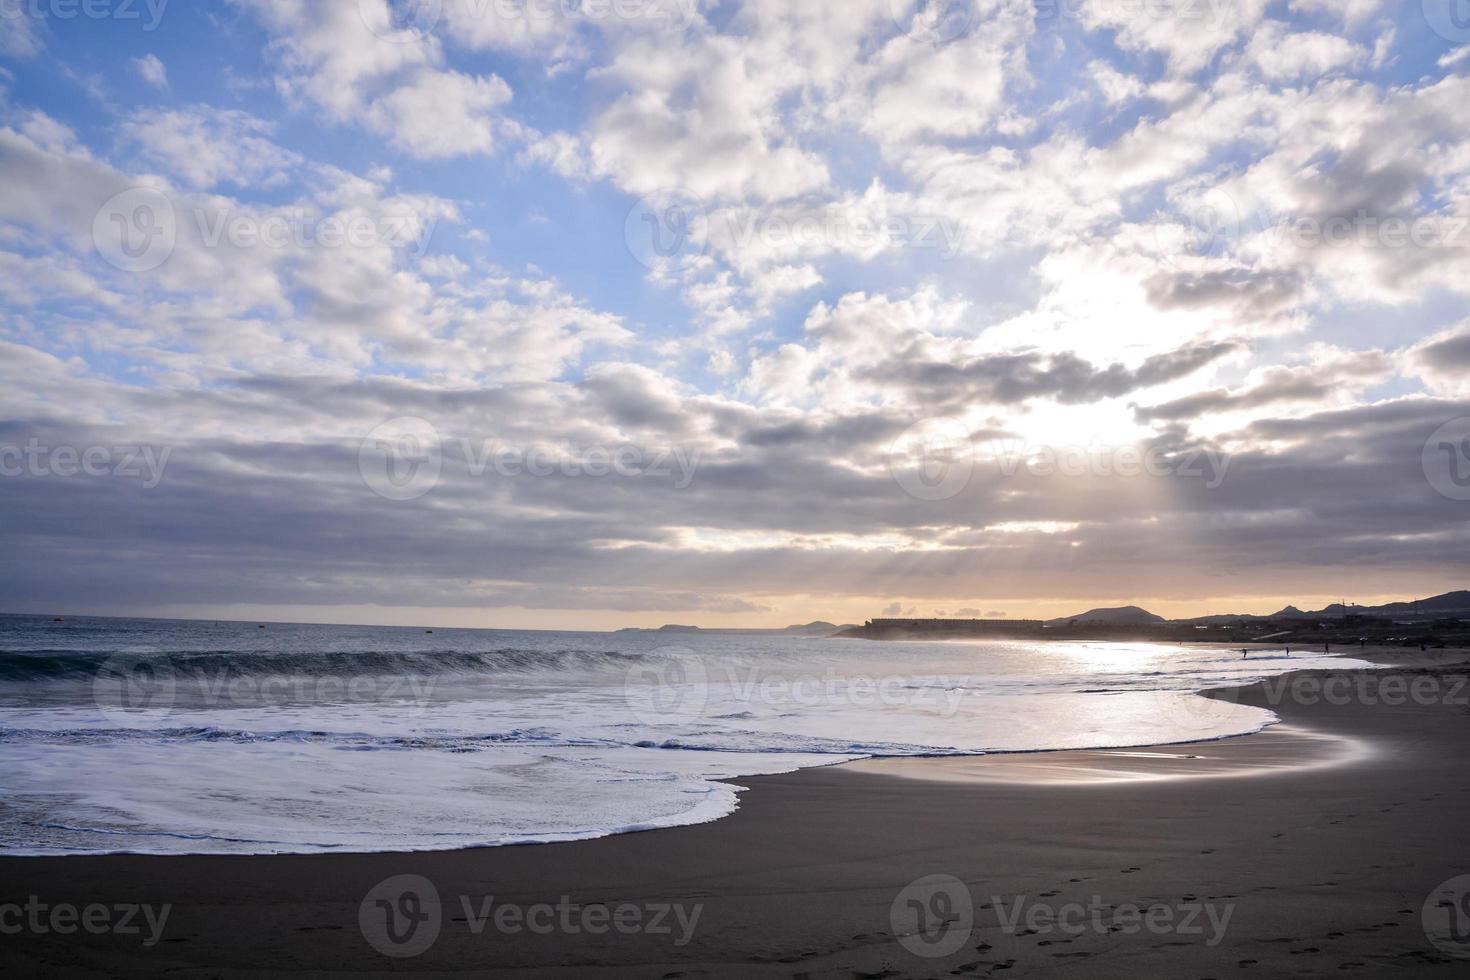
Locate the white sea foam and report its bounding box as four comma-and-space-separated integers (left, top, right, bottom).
0, 616, 1372, 854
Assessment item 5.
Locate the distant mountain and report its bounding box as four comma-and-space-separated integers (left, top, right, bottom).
616, 621, 856, 637
787, 620, 846, 637
1047, 606, 1166, 627
1184, 590, 1470, 624
1304, 591, 1470, 619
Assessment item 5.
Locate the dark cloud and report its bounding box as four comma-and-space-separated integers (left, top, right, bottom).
1145, 268, 1305, 318
1415, 326, 1470, 374
1133, 353, 1391, 423
859, 340, 1242, 410
4, 390, 1468, 613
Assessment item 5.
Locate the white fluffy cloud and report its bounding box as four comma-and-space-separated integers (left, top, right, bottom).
131, 54, 169, 88
120, 107, 299, 189
5, 1, 1470, 620
236, 0, 514, 158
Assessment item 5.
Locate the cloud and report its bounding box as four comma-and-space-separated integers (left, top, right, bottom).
1134, 349, 1393, 423
366, 68, 512, 158
236, 0, 514, 159
0, 11, 42, 57
120, 106, 299, 189
131, 54, 169, 88
4, 0, 1470, 624
1413, 323, 1470, 397
1077, 0, 1271, 77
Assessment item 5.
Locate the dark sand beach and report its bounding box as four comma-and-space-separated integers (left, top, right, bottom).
4, 650, 1470, 978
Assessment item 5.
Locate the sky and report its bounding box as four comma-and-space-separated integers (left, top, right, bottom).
1, 0, 1469, 630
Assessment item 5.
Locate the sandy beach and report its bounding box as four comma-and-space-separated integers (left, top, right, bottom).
3, 649, 1470, 978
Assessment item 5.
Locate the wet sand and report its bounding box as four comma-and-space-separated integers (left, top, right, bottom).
3, 652, 1470, 977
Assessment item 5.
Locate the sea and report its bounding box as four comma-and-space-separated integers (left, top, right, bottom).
0, 614, 1371, 855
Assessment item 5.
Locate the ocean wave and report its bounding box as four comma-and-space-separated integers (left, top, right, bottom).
0, 646, 643, 683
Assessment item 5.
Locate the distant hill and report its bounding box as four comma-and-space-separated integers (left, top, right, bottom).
616, 621, 856, 637
780, 621, 849, 636
1047, 606, 1166, 627
1306, 591, 1470, 619
1185, 590, 1470, 624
